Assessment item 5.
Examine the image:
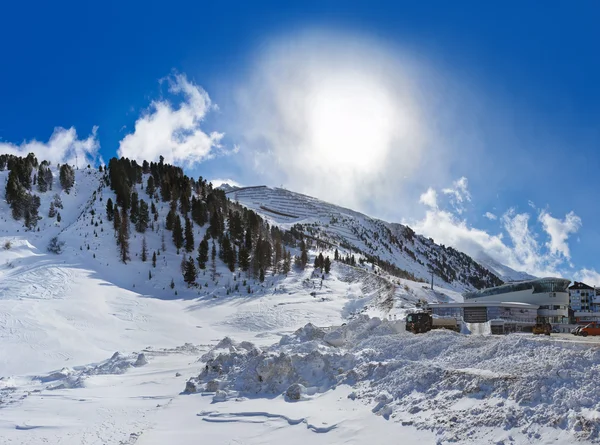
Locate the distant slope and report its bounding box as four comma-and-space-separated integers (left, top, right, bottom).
475, 252, 537, 282
226, 186, 503, 292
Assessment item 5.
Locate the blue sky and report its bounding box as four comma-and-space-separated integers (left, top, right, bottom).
1, 1, 599, 281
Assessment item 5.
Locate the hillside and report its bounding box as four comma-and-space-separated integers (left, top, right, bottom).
0, 157, 463, 376
226, 185, 503, 291
0, 156, 596, 445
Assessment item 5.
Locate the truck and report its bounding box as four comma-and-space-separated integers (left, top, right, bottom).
532, 316, 552, 336
405, 312, 459, 334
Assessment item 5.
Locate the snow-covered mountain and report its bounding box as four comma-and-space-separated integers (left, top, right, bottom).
225, 185, 503, 292
3, 157, 589, 445
475, 251, 537, 282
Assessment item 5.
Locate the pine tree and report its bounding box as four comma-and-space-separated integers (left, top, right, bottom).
170, 278, 175, 289
48, 201, 56, 218
180, 254, 187, 275
211, 241, 217, 280
197, 238, 209, 269
37, 165, 48, 192
183, 257, 197, 286
149, 270, 152, 280
300, 240, 308, 269
282, 249, 291, 274
166, 208, 176, 230
238, 245, 250, 272
334, 248, 339, 261
184, 217, 194, 252
56, 212, 62, 223
113, 206, 121, 233
135, 200, 149, 233
324, 256, 331, 274
161, 230, 166, 251
106, 198, 114, 221
118, 210, 130, 263
152, 251, 157, 268
227, 244, 236, 272
44, 167, 53, 190
172, 215, 183, 250
259, 268, 265, 283
315, 253, 324, 271
274, 238, 282, 273
130, 192, 139, 224
141, 237, 148, 262
59, 164, 75, 193
146, 176, 155, 197
53, 193, 63, 209
245, 228, 253, 251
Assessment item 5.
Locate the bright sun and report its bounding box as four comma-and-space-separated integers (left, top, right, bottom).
306, 75, 401, 173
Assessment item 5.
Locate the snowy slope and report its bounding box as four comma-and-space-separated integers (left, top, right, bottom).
475, 251, 537, 282
1, 166, 595, 445
226, 186, 502, 292
1, 166, 434, 376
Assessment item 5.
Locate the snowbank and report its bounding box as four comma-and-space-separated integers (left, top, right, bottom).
186, 316, 600, 443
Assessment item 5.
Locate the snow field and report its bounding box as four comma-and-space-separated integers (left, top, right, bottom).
186, 315, 600, 444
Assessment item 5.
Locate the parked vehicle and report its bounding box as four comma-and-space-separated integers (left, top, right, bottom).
532, 317, 552, 336
579, 324, 600, 337
406, 312, 459, 334
573, 322, 598, 336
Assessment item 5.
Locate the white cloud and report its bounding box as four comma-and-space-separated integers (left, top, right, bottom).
0, 126, 100, 166
442, 176, 471, 214
118, 73, 226, 167
484, 212, 497, 220
538, 210, 581, 259
409, 177, 582, 279
574, 269, 600, 287
419, 188, 438, 208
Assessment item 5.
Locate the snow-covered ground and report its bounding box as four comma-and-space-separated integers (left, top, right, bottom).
1, 168, 598, 444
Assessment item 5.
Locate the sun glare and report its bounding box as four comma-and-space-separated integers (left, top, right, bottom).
307, 76, 397, 172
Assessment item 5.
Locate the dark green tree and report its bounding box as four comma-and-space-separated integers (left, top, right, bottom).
172, 215, 183, 250
324, 256, 331, 274
183, 256, 197, 286
197, 238, 209, 269
300, 240, 308, 269
146, 176, 155, 197
184, 217, 194, 252
106, 197, 114, 221
118, 210, 130, 263
130, 192, 139, 224
135, 200, 149, 233
141, 237, 148, 262
152, 251, 157, 268
238, 245, 250, 272
59, 164, 75, 193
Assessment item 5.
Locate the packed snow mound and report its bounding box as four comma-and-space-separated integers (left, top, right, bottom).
186, 316, 600, 443
32, 352, 147, 391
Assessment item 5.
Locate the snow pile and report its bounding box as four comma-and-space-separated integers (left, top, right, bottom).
34, 352, 148, 390
186, 316, 600, 442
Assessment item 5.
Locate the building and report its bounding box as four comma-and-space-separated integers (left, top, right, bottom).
430, 301, 539, 334
463, 277, 571, 324
569, 281, 600, 324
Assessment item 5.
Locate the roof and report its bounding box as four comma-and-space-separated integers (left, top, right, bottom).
430, 301, 539, 309
569, 281, 595, 290
463, 277, 571, 300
